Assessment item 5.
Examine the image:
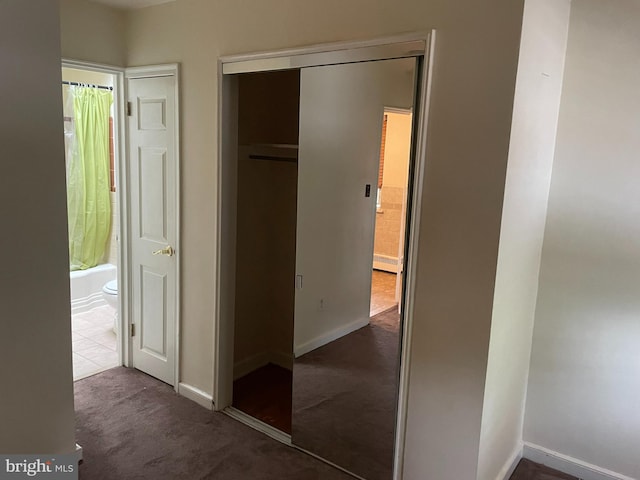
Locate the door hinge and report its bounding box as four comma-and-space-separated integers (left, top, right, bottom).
127, 101, 132, 116
130, 324, 135, 337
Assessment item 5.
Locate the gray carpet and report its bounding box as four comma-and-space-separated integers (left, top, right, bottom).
75, 367, 352, 480
75, 338, 574, 480
510, 459, 577, 480
292, 308, 401, 480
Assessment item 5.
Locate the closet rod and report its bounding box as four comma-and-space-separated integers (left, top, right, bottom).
62, 81, 113, 91
249, 154, 297, 163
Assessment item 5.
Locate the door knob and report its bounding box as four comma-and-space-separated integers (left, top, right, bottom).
152, 245, 174, 257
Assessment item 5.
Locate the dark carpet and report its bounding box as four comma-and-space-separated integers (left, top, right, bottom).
74, 339, 574, 480
292, 307, 401, 480
74, 367, 352, 480
510, 459, 577, 480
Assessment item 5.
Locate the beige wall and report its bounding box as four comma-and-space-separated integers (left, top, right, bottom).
0, 0, 76, 454
381, 112, 412, 189
60, 0, 127, 66
477, 0, 571, 479
524, 0, 640, 478
374, 111, 412, 263
61, 68, 114, 87
125, 1, 525, 477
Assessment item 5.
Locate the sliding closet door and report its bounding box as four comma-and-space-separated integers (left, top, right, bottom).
292, 58, 417, 480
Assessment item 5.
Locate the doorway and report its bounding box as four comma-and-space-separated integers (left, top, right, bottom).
370, 108, 413, 319
62, 66, 122, 381
63, 61, 181, 388
217, 36, 433, 480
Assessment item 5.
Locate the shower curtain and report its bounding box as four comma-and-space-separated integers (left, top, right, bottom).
65, 86, 113, 271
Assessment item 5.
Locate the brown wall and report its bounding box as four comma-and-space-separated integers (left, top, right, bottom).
234, 70, 300, 374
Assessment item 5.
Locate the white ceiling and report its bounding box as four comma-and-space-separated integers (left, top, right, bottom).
89, 0, 175, 9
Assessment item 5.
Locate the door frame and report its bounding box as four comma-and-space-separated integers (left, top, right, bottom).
383, 106, 414, 308
125, 64, 181, 390
62, 59, 129, 368
62, 60, 182, 388
215, 32, 435, 480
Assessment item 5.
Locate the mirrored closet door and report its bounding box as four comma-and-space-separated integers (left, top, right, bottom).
224, 46, 422, 480
292, 58, 417, 480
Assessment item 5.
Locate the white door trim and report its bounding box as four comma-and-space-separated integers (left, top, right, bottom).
391, 32, 436, 480
62, 59, 129, 368
380, 106, 414, 308
220, 32, 428, 75
215, 33, 435, 480
125, 63, 181, 390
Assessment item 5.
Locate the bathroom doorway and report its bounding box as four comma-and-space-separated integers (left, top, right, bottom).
370, 108, 413, 319
62, 65, 122, 381
62, 61, 181, 388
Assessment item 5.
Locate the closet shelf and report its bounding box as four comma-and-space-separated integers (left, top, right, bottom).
241, 143, 298, 163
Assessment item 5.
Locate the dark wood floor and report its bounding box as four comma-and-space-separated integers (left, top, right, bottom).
510, 459, 577, 480
232, 363, 292, 433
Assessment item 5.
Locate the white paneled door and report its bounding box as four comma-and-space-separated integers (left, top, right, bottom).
127, 72, 178, 386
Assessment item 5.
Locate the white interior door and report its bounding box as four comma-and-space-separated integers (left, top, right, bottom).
127, 71, 178, 386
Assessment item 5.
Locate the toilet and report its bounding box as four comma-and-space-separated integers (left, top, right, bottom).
101, 280, 118, 333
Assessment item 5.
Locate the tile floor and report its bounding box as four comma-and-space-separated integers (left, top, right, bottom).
72, 305, 119, 381
370, 269, 398, 316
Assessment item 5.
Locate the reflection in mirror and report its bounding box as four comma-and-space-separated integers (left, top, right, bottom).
292, 58, 417, 480
293, 307, 401, 480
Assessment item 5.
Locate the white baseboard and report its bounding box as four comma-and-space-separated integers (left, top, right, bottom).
373, 254, 399, 273
373, 261, 398, 273
75, 443, 83, 463
178, 382, 214, 410
233, 350, 293, 380
523, 442, 636, 480
294, 317, 369, 357
498, 444, 523, 480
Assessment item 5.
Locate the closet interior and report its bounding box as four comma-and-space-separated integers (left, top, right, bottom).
232, 69, 300, 434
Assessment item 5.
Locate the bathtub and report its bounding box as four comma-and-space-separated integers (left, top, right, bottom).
70, 263, 117, 314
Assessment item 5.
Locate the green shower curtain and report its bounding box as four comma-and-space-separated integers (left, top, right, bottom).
66, 87, 113, 271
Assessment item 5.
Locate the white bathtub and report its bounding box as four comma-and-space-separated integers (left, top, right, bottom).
70, 263, 117, 314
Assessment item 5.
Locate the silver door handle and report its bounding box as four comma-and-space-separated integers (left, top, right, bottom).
152, 245, 174, 257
